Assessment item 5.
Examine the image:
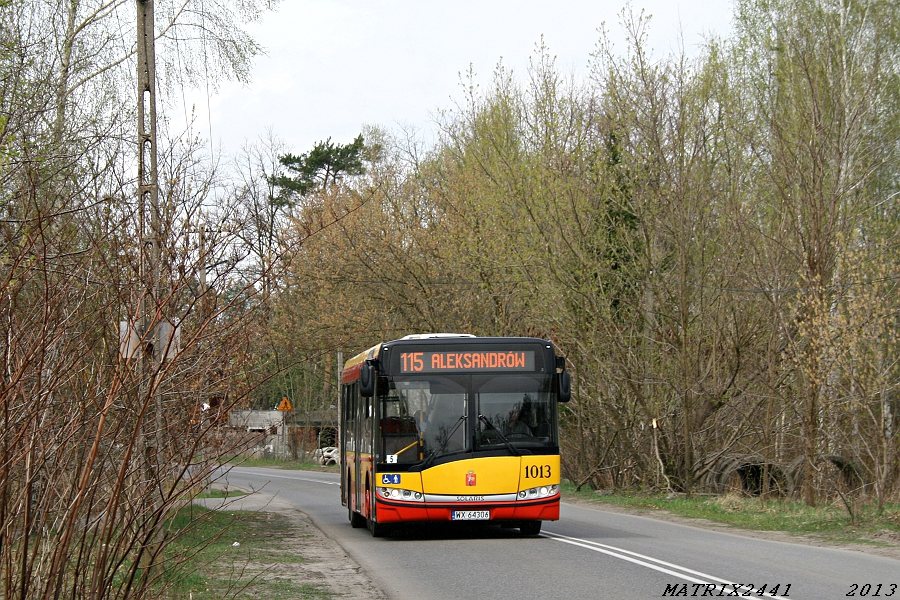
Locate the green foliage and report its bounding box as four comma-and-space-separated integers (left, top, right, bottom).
262, 1, 900, 508
271, 135, 367, 204
193, 489, 246, 499
231, 457, 340, 473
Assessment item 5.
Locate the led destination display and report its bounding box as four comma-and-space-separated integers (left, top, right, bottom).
399, 350, 535, 373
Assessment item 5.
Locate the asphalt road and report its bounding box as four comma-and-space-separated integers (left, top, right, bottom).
217, 466, 899, 600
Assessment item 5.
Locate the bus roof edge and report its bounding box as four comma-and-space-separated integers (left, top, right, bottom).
399, 333, 476, 340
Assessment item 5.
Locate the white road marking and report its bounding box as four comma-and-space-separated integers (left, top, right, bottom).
260, 473, 341, 485
543, 531, 792, 600
228, 468, 791, 598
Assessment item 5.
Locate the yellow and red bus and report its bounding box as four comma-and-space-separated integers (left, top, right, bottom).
341, 334, 571, 536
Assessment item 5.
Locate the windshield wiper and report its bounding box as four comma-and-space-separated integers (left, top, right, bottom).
478, 414, 521, 456
418, 450, 437, 470
419, 415, 467, 469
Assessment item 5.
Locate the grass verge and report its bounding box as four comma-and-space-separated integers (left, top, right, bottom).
230, 457, 340, 474
161, 506, 333, 599
561, 481, 900, 547
194, 488, 246, 499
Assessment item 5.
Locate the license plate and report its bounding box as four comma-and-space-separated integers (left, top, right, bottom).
451, 510, 490, 521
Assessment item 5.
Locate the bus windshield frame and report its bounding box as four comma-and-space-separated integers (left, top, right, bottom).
376, 344, 559, 468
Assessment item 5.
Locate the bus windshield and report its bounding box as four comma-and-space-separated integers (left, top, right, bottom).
474, 374, 555, 449
380, 373, 556, 465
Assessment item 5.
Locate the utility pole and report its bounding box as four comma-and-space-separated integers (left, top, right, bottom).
135, 0, 171, 576
136, 0, 163, 490
137, 0, 159, 293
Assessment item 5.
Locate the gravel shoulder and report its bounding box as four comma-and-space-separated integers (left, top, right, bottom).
194, 489, 387, 599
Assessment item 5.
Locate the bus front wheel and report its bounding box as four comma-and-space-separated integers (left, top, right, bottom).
367, 516, 388, 537
519, 521, 542, 536
349, 506, 366, 528
365, 487, 389, 537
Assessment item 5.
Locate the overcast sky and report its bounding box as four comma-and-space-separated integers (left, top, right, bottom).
172, 1, 734, 161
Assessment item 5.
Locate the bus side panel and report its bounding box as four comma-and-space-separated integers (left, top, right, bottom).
344, 451, 356, 507
342, 381, 364, 517
342, 369, 378, 522
360, 452, 374, 519
340, 382, 349, 508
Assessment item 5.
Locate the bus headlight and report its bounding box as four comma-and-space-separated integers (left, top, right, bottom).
517, 484, 559, 499
378, 487, 424, 502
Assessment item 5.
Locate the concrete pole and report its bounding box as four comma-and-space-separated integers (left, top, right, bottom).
137, 0, 163, 488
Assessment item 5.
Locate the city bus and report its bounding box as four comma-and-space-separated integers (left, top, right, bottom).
340, 334, 571, 536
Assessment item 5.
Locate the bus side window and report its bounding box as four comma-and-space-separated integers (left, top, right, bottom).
362, 391, 374, 454
344, 384, 355, 452
380, 394, 419, 464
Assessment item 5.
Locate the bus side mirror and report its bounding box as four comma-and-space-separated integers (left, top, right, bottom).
360, 363, 375, 397
558, 371, 571, 403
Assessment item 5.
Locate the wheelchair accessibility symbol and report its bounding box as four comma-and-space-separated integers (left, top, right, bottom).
381, 474, 401, 485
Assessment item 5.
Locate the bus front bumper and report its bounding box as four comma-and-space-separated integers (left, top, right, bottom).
374, 494, 560, 524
